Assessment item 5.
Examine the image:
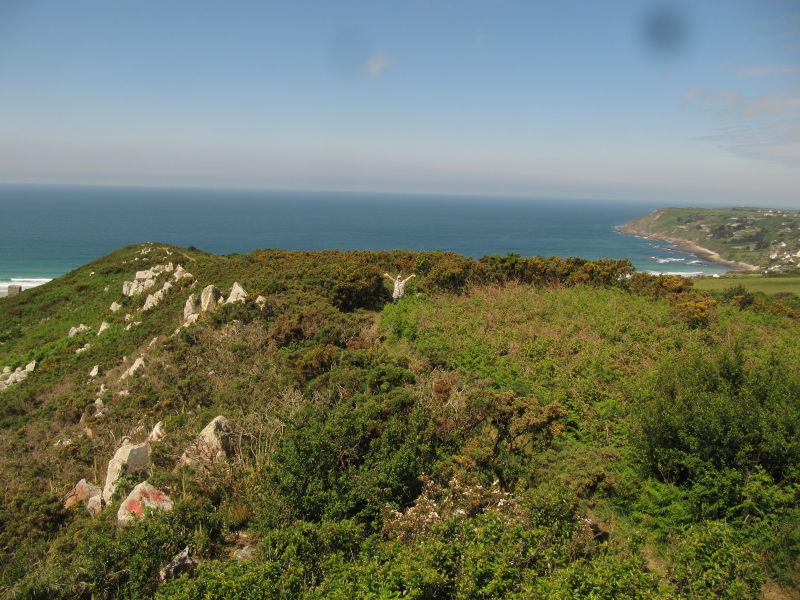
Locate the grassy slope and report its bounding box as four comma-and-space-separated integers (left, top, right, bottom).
620, 206, 800, 268
694, 274, 800, 295
0, 244, 798, 599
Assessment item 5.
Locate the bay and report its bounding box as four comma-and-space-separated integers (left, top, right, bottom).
0, 184, 731, 293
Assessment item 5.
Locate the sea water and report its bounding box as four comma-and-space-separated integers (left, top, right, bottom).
0, 184, 731, 294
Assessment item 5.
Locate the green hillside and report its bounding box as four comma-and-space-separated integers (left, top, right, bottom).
1, 244, 798, 599
620, 206, 800, 271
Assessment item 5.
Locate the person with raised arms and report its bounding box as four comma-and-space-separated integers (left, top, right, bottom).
383, 272, 416, 304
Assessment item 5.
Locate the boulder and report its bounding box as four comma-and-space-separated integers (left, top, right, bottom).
68, 324, 91, 337
226, 282, 247, 304
117, 482, 173, 526
110, 301, 122, 312
97, 321, 110, 336
159, 546, 199, 581
64, 478, 102, 509
87, 494, 103, 515
25, 360, 36, 372
178, 416, 232, 466
102, 440, 150, 503
183, 293, 201, 321
88, 364, 99, 378
173, 264, 193, 280
122, 278, 156, 297
120, 357, 144, 380
200, 285, 222, 312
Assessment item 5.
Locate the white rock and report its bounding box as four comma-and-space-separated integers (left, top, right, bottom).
76, 344, 91, 354
102, 441, 150, 503
117, 482, 173, 526
183, 293, 200, 321
142, 281, 173, 311
120, 357, 145, 380
88, 365, 99, 378
173, 264, 193, 280
255, 295, 267, 309
97, 321, 110, 336
89, 271, 95, 276
178, 416, 232, 466
200, 285, 221, 312
25, 361, 36, 372
226, 282, 247, 304
147, 421, 166, 443
87, 494, 103, 515
110, 301, 122, 312
122, 278, 156, 297
68, 324, 91, 337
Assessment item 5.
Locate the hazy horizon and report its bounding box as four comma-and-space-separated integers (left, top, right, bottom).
1, 1, 798, 206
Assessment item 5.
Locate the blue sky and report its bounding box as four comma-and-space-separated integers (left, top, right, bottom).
1, 0, 798, 205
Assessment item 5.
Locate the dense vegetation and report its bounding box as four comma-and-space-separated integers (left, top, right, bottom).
620, 206, 800, 271
0, 243, 798, 599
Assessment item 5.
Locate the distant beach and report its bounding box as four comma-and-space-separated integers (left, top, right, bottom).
0, 184, 735, 288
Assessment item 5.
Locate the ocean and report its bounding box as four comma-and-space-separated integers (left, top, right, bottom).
0, 184, 732, 294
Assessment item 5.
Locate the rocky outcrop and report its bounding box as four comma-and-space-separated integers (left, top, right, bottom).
135, 263, 174, 281
97, 321, 110, 336
122, 278, 156, 297
0, 361, 35, 392
178, 416, 232, 466
200, 285, 222, 312
64, 478, 102, 510
117, 482, 173, 526
142, 281, 173, 311
109, 301, 122, 312
159, 547, 199, 581
68, 324, 91, 337
183, 293, 201, 323
173, 264, 193, 281
120, 357, 145, 380
102, 440, 150, 503
226, 282, 247, 304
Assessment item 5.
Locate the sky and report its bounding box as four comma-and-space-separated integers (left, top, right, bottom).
0, 0, 798, 206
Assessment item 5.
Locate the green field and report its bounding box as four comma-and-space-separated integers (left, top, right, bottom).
693, 274, 800, 295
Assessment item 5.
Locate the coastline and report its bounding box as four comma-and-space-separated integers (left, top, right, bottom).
616, 225, 760, 272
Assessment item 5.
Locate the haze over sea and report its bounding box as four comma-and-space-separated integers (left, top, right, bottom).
0, 184, 731, 293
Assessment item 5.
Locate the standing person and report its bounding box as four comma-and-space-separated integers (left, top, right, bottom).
383, 272, 416, 303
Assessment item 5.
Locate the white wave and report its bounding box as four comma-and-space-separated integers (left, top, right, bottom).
645, 270, 704, 277
650, 257, 685, 264
0, 278, 51, 294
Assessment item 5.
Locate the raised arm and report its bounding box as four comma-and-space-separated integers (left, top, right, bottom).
403, 274, 416, 283
383, 273, 395, 281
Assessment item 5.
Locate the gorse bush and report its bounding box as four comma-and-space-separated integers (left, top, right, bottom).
1, 243, 798, 598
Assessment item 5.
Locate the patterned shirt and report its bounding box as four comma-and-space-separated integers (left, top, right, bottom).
392, 278, 407, 299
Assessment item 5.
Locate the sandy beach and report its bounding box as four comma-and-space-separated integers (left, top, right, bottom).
616, 224, 760, 272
